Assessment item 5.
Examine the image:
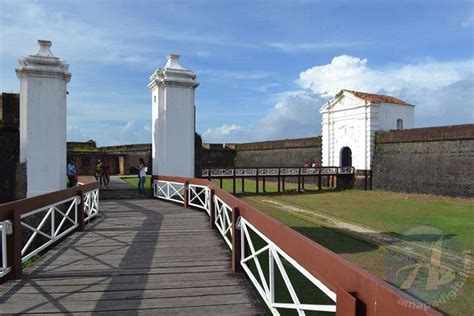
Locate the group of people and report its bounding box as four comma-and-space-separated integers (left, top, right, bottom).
66, 158, 148, 196
94, 159, 111, 189
66, 158, 111, 189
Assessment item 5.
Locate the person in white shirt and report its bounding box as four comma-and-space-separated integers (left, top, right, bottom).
138, 158, 147, 196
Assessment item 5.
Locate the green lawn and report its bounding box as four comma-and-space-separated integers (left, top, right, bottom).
213, 179, 474, 315
121, 175, 152, 191
211, 178, 320, 194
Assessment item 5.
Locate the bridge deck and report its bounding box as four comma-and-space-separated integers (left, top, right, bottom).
0, 199, 263, 314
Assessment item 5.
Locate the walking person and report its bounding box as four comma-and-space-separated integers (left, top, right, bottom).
138, 158, 147, 196
67, 159, 77, 187
95, 159, 103, 188
101, 160, 111, 189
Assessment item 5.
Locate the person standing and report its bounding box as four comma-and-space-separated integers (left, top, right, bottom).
138, 158, 147, 196
67, 159, 77, 187
95, 159, 103, 188
101, 160, 111, 189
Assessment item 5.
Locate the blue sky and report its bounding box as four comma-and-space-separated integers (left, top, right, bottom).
1, 0, 473, 145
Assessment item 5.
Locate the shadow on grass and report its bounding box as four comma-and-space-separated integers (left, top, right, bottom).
293, 226, 379, 255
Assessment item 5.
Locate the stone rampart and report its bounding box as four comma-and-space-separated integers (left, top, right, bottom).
372, 125, 474, 197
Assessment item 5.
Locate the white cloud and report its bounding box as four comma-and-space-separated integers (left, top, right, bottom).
255, 83, 282, 92
240, 55, 474, 141
298, 55, 472, 97
0, 1, 152, 66
462, 13, 474, 27
196, 50, 212, 58
203, 124, 241, 139
199, 69, 270, 81
267, 41, 369, 52
121, 120, 135, 132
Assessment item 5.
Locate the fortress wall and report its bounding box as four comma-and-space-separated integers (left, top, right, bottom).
372, 125, 474, 197
0, 93, 24, 202
235, 137, 322, 167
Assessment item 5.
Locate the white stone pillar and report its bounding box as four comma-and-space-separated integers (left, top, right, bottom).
148, 54, 198, 178
16, 40, 71, 197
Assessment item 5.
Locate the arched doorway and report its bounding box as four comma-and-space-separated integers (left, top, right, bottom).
340, 147, 352, 167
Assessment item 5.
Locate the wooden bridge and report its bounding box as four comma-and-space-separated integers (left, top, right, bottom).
0, 177, 441, 315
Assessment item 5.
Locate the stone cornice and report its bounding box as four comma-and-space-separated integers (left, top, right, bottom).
15, 40, 71, 82
148, 54, 198, 90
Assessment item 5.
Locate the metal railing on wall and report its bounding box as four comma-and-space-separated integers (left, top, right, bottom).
0, 181, 99, 283
152, 175, 441, 316
200, 166, 356, 194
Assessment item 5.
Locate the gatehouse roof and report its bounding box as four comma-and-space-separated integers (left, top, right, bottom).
344, 89, 411, 105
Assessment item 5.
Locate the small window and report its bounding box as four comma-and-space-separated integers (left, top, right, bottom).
154, 95, 156, 103
397, 119, 403, 130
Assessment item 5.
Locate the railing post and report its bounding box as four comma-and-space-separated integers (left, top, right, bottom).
297, 170, 301, 192
256, 174, 259, 194
241, 177, 245, 193
232, 169, 236, 194
277, 169, 281, 193
318, 168, 322, 191
369, 169, 373, 190
77, 190, 85, 231
336, 288, 358, 316
231, 206, 242, 273
9, 211, 22, 279
184, 181, 189, 208
209, 189, 216, 229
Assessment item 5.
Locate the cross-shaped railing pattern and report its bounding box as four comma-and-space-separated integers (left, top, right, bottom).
240, 218, 336, 315
188, 184, 210, 215
213, 195, 233, 250
84, 189, 99, 222
21, 196, 79, 262
153, 180, 185, 204
0, 181, 100, 282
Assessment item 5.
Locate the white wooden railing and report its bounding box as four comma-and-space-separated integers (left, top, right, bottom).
188, 184, 211, 215
0, 221, 11, 277
153, 179, 336, 315
213, 195, 233, 250
154, 180, 185, 204
21, 196, 79, 262
0, 182, 100, 282
84, 189, 99, 222
240, 218, 336, 314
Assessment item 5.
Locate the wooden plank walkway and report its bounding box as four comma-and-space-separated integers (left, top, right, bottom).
0, 199, 263, 314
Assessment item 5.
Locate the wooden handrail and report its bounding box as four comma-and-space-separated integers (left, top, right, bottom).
154, 175, 441, 316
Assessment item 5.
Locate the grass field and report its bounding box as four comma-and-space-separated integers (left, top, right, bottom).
121, 175, 152, 192
213, 178, 474, 315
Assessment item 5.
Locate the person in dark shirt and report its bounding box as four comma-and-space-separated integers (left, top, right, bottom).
101, 160, 111, 189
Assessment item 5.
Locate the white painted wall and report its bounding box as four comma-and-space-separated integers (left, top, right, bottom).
321, 90, 414, 170
148, 54, 198, 177
16, 40, 71, 197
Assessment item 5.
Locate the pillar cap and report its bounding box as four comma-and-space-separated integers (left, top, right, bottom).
36, 40, 55, 57
148, 53, 198, 89
16, 40, 71, 82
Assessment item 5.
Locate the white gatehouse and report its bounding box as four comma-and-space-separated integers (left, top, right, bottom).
320, 89, 414, 170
